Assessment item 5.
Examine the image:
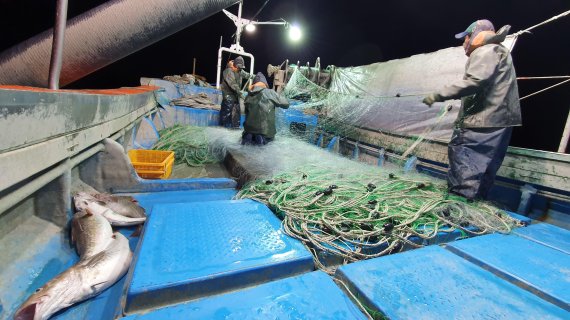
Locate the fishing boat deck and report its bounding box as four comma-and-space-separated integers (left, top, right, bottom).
2, 132, 568, 318
40, 181, 570, 319
2, 83, 569, 319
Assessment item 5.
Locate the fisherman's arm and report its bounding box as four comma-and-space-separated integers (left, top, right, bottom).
268, 91, 290, 109
424, 48, 499, 105
240, 69, 255, 80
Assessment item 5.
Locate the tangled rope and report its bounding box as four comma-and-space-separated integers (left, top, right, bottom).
236, 164, 521, 274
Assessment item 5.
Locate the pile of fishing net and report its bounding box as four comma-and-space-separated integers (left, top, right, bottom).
152, 125, 224, 166
236, 162, 521, 273
170, 93, 220, 110
163, 73, 212, 87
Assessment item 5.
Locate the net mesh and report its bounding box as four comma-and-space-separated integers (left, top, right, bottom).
150, 67, 521, 273
152, 125, 225, 167
282, 68, 453, 157
233, 137, 520, 273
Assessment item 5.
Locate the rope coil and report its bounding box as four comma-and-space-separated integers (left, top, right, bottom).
236, 164, 521, 274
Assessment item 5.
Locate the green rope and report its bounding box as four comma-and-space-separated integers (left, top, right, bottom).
236, 164, 521, 273
153, 125, 222, 167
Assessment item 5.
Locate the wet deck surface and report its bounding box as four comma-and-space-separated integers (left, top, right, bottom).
336, 241, 569, 319
447, 233, 570, 310
123, 271, 366, 320
3, 183, 569, 319
125, 199, 314, 313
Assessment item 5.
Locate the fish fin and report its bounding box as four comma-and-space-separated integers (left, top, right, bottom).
14, 303, 36, 320
130, 225, 143, 237
91, 281, 108, 292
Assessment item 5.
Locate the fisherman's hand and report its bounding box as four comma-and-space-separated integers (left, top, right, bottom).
422, 93, 442, 107
241, 91, 248, 98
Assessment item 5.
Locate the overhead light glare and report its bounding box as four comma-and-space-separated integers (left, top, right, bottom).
288, 25, 302, 41
245, 23, 256, 33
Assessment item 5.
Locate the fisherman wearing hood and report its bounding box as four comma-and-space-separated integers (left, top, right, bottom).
423, 19, 522, 200
242, 72, 290, 145
220, 56, 253, 128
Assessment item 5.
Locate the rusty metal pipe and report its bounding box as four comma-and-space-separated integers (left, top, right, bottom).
0, 0, 238, 87
48, 0, 69, 89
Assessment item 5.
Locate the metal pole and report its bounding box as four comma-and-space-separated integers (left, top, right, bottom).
193, 58, 196, 75
235, 1, 243, 49
216, 37, 223, 89
48, 0, 69, 90
216, 47, 254, 88
216, 47, 223, 89
558, 106, 570, 153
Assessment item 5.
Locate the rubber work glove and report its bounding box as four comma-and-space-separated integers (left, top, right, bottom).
241, 91, 248, 99
422, 93, 443, 107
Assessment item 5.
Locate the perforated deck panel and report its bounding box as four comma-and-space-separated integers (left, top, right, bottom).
126, 199, 314, 313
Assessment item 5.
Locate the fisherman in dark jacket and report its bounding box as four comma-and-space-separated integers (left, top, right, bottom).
242, 72, 290, 145
423, 19, 522, 200
220, 56, 252, 128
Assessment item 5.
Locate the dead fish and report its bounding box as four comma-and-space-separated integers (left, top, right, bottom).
14, 232, 132, 320
92, 193, 146, 219
71, 209, 113, 259
74, 192, 146, 226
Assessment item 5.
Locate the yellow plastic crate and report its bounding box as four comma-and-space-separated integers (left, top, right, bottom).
128, 149, 175, 179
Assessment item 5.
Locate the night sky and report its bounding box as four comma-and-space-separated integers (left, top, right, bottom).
1, 0, 569, 152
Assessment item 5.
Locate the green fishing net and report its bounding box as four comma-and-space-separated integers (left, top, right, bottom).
153, 125, 222, 166
236, 160, 521, 272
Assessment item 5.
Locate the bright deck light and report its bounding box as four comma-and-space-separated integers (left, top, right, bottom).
288, 25, 302, 41
245, 23, 256, 33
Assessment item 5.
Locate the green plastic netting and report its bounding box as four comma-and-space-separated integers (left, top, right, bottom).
152, 125, 223, 166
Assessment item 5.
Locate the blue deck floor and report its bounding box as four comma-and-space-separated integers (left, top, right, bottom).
123, 271, 366, 320
123, 188, 237, 213
6, 184, 569, 320
125, 199, 314, 313
447, 233, 570, 311
336, 244, 569, 319
513, 222, 570, 254
116, 186, 568, 319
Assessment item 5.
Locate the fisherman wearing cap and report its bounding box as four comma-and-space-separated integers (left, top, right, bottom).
423, 19, 522, 200
220, 56, 253, 128
242, 72, 290, 145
